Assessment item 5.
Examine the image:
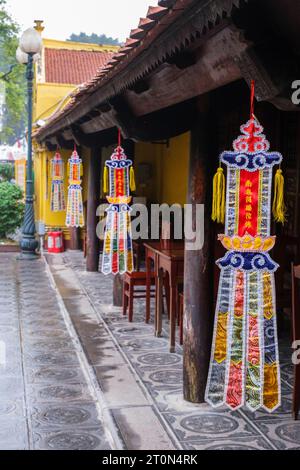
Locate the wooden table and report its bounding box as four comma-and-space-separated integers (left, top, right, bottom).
144, 241, 184, 352
144, 241, 160, 324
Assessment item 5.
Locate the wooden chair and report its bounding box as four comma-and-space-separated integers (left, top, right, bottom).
133, 240, 145, 272
123, 271, 156, 323
275, 235, 300, 335
178, 292, 184, 346
291, 263, 300, 420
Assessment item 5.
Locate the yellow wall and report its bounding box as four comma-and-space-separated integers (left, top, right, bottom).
33, 37, 118, 238
42, 38, 119, 53
32, 36, 190, 235
34, 83, 75, 123
134, 132, 190, 206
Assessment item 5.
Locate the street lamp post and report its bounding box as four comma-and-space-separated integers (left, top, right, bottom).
16, 28, 42, 259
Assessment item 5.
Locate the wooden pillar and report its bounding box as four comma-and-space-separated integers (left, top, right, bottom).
183, 96, 215, 403
69, 227, 81, 250
86, 147, 102, 272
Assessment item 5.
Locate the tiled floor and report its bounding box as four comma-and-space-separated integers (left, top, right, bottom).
0, 254, 112, 450
63, 250, 300, 450
1, 250, 299, 450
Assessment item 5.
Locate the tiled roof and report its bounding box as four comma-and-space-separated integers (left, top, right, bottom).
44, 48, 114, 85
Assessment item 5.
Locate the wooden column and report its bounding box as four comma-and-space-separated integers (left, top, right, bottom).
86, 147, 102, 272
70, 227, 81, 250
183, 96, 215, 403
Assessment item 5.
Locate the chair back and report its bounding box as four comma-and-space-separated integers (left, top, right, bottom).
291, 263, 300, 419
291, 263, 300, 343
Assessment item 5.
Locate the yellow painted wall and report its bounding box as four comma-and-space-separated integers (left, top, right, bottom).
160, 133, 190, 205
134, 132, 190, 206
33, 37, 118, 239
42, 38, 119, 53
34, 83, 75, 123
32, 36, 190, 236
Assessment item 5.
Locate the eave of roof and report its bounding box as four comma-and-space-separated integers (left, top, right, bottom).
36, 0, 244, 141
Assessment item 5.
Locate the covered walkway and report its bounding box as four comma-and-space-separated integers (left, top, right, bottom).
48, 251, 299, 450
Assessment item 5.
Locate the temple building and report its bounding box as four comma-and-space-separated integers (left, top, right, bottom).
33, 0, 300, 403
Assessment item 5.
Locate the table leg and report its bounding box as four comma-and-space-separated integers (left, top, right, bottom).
155, 268, 163, 337
146, 254, 151, 324
169, 284, 177, 353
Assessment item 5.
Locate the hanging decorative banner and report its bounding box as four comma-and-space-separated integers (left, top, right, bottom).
206, 82, 285, 413
65, 148, 84, 227
50, 151, 66, 212
101, 134, 135, 275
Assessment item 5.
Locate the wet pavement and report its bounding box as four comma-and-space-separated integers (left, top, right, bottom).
59, 251, 300, 451
0, 254, 113, 450
1, 251, 300, 450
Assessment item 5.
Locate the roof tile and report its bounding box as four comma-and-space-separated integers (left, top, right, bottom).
124, 37, 140, 47
147, 5, 168, 20
44, 48, 114, 85
138, 17, 156, 30
130, 28, 147, 39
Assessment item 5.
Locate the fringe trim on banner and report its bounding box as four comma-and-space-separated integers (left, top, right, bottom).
272, 169, 286, 224
130, 166, 136, 192
212, 166, 226, 224
103, 166, 109, 193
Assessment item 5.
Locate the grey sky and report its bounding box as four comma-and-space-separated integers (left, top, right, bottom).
7, 0, 156, 42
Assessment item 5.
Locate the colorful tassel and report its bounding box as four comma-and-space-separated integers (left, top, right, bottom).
103, 166, 109, 193
212, 166, 226, 224
272, 168, 286, 224
65, 149, 84, 228
130, 166, 136, 192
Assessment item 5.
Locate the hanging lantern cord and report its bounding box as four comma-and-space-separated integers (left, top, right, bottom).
250, 79, 255, 119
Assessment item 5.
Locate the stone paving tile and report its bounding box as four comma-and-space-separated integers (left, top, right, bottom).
0, 253, 112, 450
111, 406, 177, 450
94, 364, 149, 407
64, 250, 300, 451
181, 436, 273, 450
32, 427, 110, 450
25, 365, 87, 385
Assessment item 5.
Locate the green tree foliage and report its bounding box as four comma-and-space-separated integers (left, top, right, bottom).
0, 0, 26, 145
0, 181, 24, 237
68, 32, 121, 46
0, 162, 14, 181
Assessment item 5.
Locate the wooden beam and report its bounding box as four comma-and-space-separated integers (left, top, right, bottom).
86, 147, 102, 272
183, 96, 214, 403
128, 80, 150, 95
112, 96, 197, 141
125, 27, 245, 117
71, 125, 117, 148
56, 133, 74, 150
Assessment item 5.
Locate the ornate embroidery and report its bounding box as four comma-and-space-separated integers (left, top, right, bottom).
101, 144, 134, 275
206, 116, 282, 412
65, 149, 84, 228
50, 152, 65, 212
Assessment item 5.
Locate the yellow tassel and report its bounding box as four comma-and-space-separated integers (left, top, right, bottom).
130, 166, 136, 192
272, 168, 286, 224
103, 166, 108, 194
211, 166, 226, 224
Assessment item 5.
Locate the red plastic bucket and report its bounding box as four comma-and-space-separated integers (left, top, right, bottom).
47, 231, 64, 253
